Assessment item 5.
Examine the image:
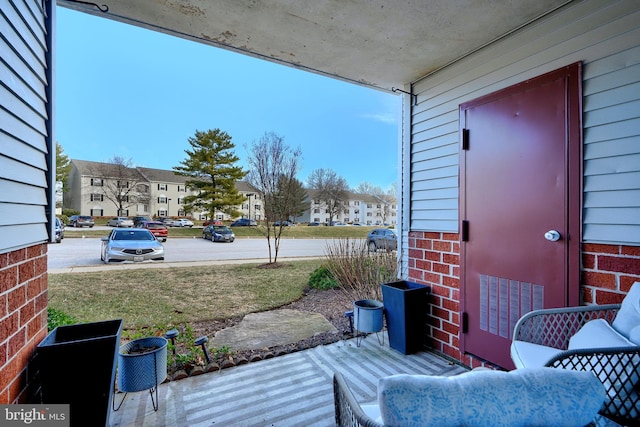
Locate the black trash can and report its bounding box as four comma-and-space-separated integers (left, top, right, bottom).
381, 281, 429, 354
37, 319, 123, 427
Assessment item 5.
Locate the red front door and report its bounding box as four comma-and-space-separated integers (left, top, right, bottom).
460, 64, 582, 368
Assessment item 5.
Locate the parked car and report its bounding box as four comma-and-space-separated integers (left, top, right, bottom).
132, 215, 153, 227
230, 218, 257, 227
100, 228, 165, 263
54, 217, 64, 243
68, 215, 94, 228
106, 217, 134, 227
140, 221, 168, 242
202, 219, 223, 227
154, 217, 172, 226
170, 218, 194, 227
367, 228, 398, 252
202, 225, 235, 243
307, 222, 322, 226
273, 220, 294, 226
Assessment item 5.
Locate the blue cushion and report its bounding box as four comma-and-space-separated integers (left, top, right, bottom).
378, 368, 605, 427
612, 281, 640, 339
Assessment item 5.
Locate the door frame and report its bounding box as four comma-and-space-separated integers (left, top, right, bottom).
458, 63, 583, 355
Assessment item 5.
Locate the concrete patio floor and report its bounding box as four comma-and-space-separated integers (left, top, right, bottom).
109, 333, 469, 427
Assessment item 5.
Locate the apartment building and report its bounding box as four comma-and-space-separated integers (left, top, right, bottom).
65, 159, 263, 220
296, 189, 397, 225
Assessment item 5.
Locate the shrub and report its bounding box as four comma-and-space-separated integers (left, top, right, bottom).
47, 307, 78, 331
62, 208, 79, 217
308, 265, 339, 290
324, 238, 398, 303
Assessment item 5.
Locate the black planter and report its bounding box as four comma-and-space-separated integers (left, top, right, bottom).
381, 281, 429, 354
37, 319, 123, 427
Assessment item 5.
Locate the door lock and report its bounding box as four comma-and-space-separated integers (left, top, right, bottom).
544, 230, 561, 242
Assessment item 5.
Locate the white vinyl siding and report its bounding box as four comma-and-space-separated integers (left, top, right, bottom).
0, 0, 52, 253
406, 0, 640, 245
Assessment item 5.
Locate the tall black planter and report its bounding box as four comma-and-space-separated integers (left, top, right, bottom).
381, 281, 429, 354
37, 319, 123, 427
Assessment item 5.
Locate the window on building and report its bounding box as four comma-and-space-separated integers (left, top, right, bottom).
392, 205, 396, 209
178, 185, 186, 192
158, 209, 168, 217
91, 178, 103, 186
313, 208, 320, 214
354, 209, 359, 214
90, 193, 103, 201
344, 209, 349, 215
367, 212, 372, 217
314, 199, 320, 205
376, 204, 381, 209
158, 183, 167, 191
344, 217, 350, 223
254, 204, 261, 211
367, 203, 372, 208
117, 181, 129, 188
158, 196, 168, 203
90, 208, 103, 216
177, 198, 183, 204
121, 195, 129, 203
118, 209, 129, 216
137, 184, 149, 193
178, 210, 186, 217
313, 217, 320, 222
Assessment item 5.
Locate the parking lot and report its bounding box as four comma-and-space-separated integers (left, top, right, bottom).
47, 234, 335, 270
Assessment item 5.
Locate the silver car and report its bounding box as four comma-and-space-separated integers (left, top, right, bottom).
106, 217, 134, 227
100, 228, 165, 263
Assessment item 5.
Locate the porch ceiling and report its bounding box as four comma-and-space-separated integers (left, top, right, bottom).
57, 0, 571, 91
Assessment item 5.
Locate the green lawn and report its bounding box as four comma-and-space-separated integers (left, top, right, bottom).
47, 260, 323, 330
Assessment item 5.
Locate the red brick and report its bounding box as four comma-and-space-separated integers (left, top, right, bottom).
408, 231, 422, 238
451, 311, 460, 326
433, 241, 451, 252
595, 289, 625, 305
26, 245, 41, 260
582, 253, 596, 269
0, 313, 19, 342
442, 320, 458, 335
443, 253, 460, 266
582, 271, 616, 288
424, 272, 442, 285
452, 242, 460, 254
442, 345, 460, 361
583, 243, 619, 254
8, 328, 26, 359
0, 267, 18, 293
34, 293, 47, 312
451, 266, 460, 278
8, 249, 26, 266
433, 262, 450, 275
431, 306, 450, 321
442, 298, 459, 312
429, 294, 442, 307
17, 260, 35, 284
416, 239, 432, 250
408, 248, 423, 260
426, 316, 441, 328
621, 246, 640, 256
8, 286, 26, 313
621, 276, 640, 292
430, 284, 450, 299
598, 256, 640, 275
432, 328, 451, 344
415, 260, 432, 271
442, 233, 459, 241
423, 232, 441, 240
408, 258, 415, 268
442, 276, 460, 289
581, 287, 595, 304
408, 269, 423, 282
19, 302, 35, 328
424, 251, 441, 261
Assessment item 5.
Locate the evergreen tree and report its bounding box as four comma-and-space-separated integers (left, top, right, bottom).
174, 129, 246, 219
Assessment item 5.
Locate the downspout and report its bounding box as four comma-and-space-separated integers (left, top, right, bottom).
45, 0, 56, 242
396, 84, 414, 279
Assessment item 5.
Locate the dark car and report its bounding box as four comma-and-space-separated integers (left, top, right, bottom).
274, 220, 294, 226
54, 217, 64, 243
68, 215, 94, 228
367, 228, 397, 252
307, 221, 323, 226
230, 218, 257, 227
132, 215, 152, 227
140, 221, 168, 242
202, 225, 235, 243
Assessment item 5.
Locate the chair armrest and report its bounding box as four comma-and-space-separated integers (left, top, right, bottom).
334, 372, 384, 427
545, 346, 640, 425
512, 304, 621, 350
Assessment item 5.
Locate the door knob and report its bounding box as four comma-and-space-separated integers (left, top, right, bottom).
544, 230, 561, 242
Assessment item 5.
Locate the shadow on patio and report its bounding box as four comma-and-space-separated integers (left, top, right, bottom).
109, 333, 468, 426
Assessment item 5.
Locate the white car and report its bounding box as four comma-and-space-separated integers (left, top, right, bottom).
106, 217, 134, 227
171, 218, 194, 227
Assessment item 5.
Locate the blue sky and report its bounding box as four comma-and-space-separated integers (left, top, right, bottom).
55, 7, 400, 190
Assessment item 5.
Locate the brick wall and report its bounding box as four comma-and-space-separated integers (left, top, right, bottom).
407, 232, 640, 369
0, 245, 48, 403
582, 243, 640, 304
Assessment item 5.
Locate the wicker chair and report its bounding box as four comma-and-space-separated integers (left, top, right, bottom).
511, 304, 640, 426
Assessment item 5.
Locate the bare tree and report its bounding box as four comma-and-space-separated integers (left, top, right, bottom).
87, 156, 150, 215
307, 168, 349, 225
354, 181, 397, 224
246, 132, 305, 263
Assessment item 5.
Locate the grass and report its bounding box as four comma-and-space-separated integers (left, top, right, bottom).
48, 260, 322, 330
63, 224, 384, 239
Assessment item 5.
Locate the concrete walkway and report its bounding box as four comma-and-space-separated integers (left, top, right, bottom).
109, 333, 468, 427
